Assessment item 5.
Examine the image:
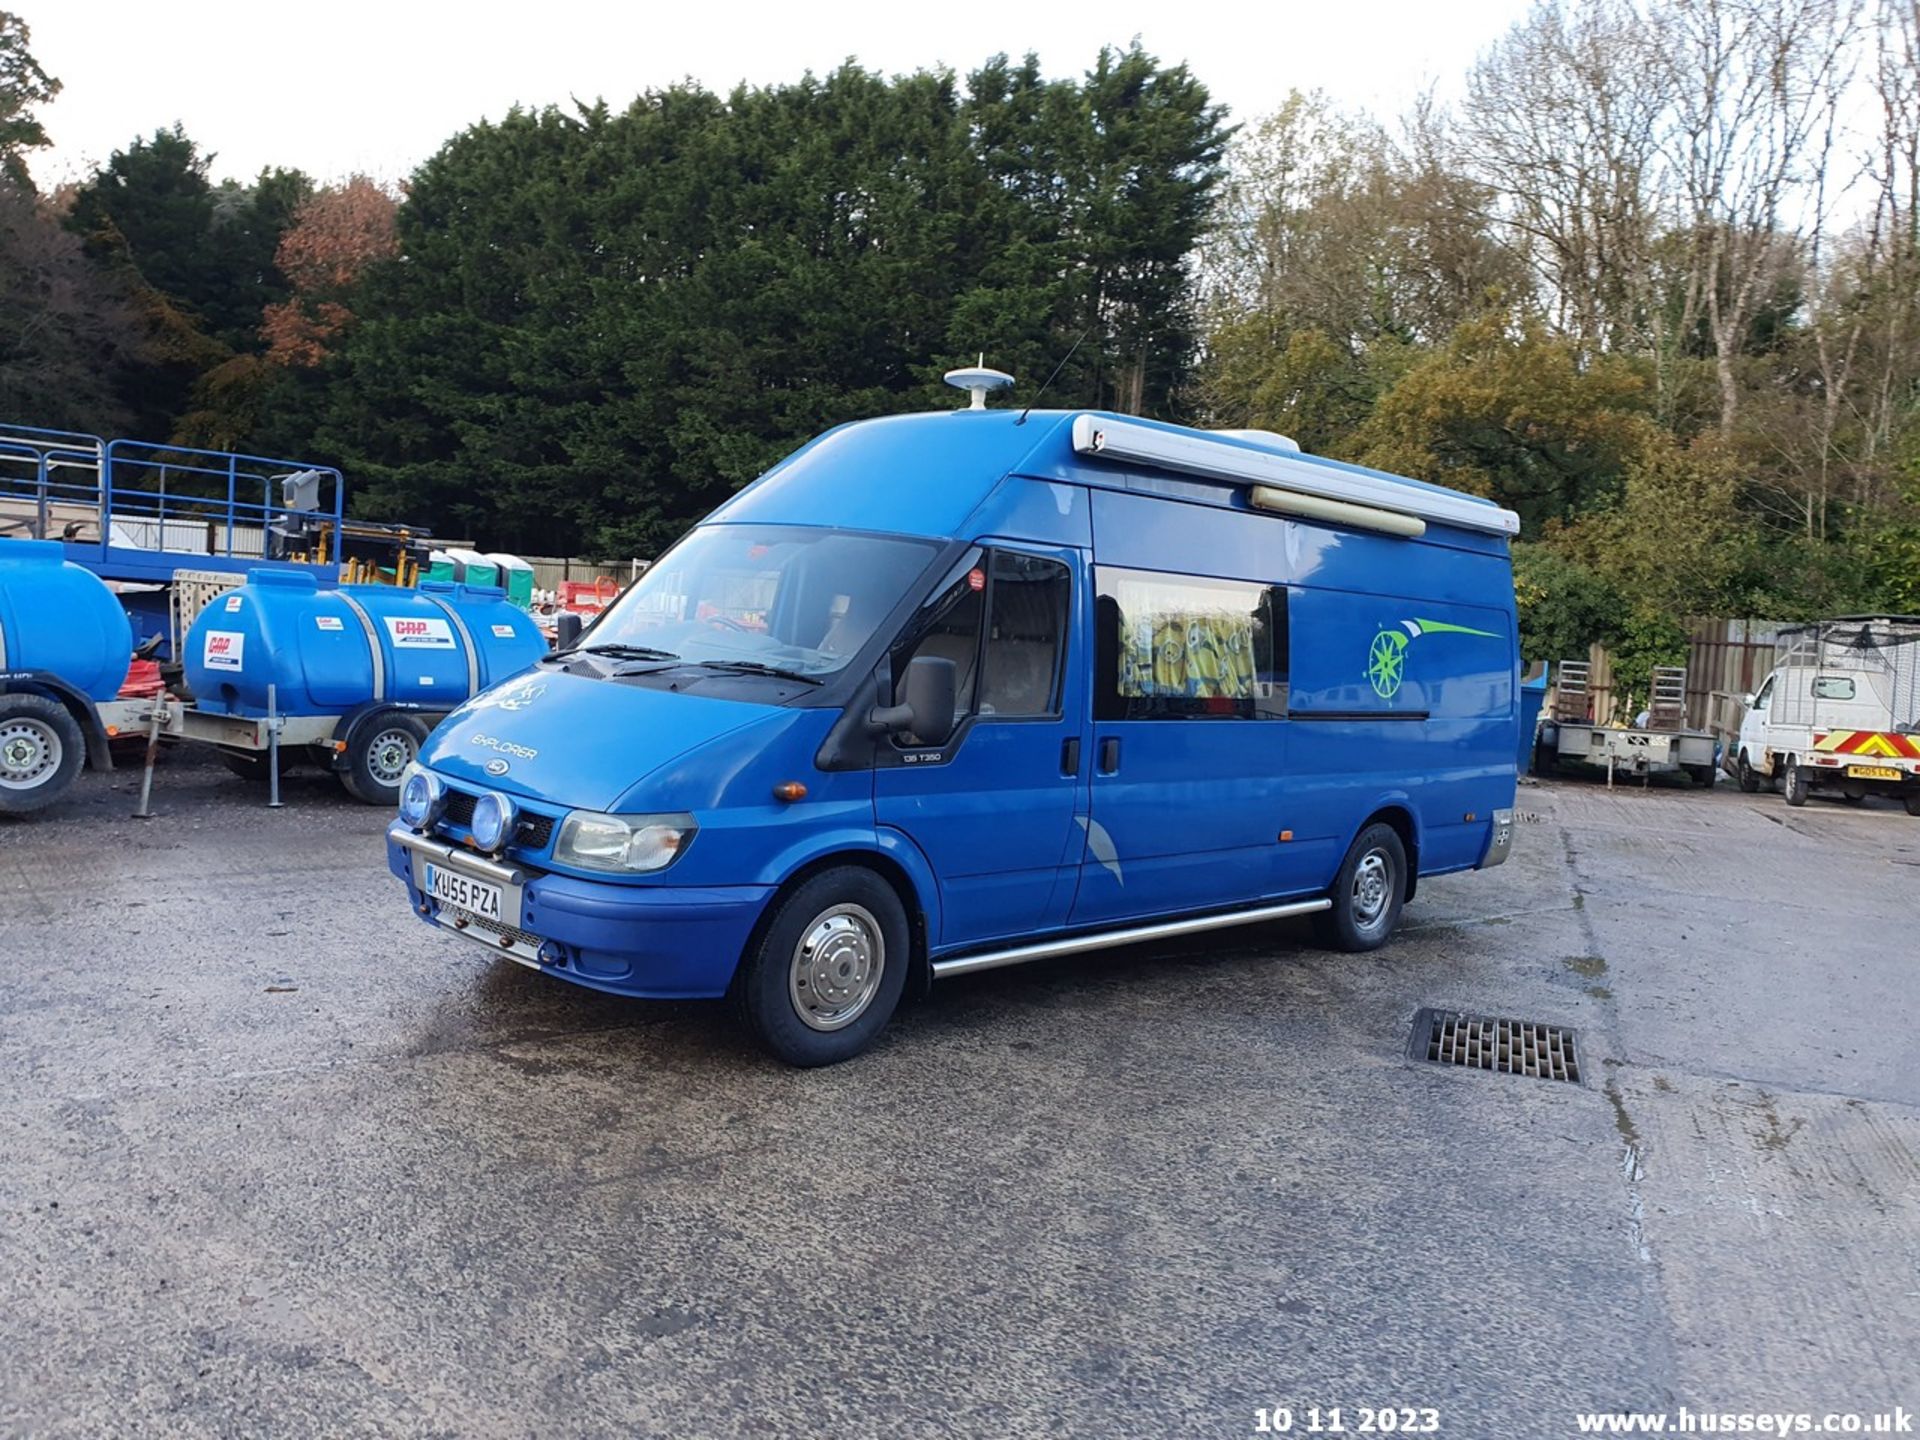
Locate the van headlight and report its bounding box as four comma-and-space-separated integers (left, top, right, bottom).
553, 811, 697, 873
397, 762, 446, 829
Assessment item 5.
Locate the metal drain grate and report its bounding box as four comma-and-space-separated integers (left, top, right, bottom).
1410, 1008, 1582, 1083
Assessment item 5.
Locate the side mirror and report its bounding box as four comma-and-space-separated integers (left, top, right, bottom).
868, 655, 958, 746
1739, 692, 1755, 709
554, 612, 584, 650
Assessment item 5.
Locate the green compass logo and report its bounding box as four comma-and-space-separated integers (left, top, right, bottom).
1367, 618, 1499, 699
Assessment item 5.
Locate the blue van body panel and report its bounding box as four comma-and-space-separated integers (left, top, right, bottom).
711, 411, 1077, 539
389, 406, 1519, 1004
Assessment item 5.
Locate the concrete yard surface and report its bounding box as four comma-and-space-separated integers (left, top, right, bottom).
2, 755, 1916, 1437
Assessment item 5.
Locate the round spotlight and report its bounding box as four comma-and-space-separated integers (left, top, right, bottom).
398, 765, 445, 829
469, 790, 518, 852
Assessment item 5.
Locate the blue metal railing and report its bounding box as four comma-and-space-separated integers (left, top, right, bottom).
0, 424, 346, 578
0, 425, 108, 543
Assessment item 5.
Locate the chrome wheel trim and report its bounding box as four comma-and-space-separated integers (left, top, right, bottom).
366, 727, 416, 788
1351, 848, 1393, 930
789, 902, 885, 1033
0, 718, 62, 791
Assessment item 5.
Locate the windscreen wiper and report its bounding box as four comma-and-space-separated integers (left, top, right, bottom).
557, 642, 682, 661
690, 659, 824, 686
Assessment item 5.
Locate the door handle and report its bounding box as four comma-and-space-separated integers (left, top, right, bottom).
1061, 737, 1080, 775
1098, 737, 1120, 774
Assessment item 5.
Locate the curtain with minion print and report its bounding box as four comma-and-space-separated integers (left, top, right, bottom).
1121, 604, 1258, 700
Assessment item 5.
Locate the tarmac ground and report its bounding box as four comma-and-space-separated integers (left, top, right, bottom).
2, 752, 1916, 1438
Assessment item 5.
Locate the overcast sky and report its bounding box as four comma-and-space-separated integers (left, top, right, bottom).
26, 0, 1534, 191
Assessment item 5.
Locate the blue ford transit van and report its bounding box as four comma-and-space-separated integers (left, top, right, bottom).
387, 376, 1520, 1065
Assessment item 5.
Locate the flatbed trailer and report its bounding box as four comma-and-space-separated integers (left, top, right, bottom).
2, 664, 445, 814
1532, 660, 1717, 785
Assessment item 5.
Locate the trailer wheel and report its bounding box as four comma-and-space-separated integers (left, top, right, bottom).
1685, 763, 1716, 788
1736, 751, 1760, 793
1313, 822, 1408, 953
0, 694, 86, 814
1782, 755, 1809, 808
340, 715, 430, 807
1532, 737, 1558, 777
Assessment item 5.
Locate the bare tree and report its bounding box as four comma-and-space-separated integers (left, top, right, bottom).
1459, 0, 1669, 360
1659, 0, 1862, 427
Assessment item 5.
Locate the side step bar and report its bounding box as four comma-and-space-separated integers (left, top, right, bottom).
930, 897, 1333, 980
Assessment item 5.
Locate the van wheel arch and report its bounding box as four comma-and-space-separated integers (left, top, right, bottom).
1357, 805, 1419, 902
740, 851, 932, 1005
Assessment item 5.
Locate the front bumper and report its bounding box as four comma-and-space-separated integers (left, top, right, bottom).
387, 822, 772, 999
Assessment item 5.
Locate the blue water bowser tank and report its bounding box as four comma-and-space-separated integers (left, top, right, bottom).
185, 569, 547, 717
0, 539, 134, 702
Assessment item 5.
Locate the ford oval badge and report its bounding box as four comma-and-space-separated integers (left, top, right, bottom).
484, 758, 510, 777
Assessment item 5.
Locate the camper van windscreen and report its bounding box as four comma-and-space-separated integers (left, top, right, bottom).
588, 524, 937, 679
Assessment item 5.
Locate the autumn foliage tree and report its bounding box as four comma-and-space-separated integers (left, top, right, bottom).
261, 177, 399, 366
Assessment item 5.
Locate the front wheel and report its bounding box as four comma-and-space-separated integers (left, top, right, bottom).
1313, 822, 1408, 953
0, 694, 86, 814
1736, 751, 1760, 793
1783, 755, 1809, 808
735, 867, 910, 1066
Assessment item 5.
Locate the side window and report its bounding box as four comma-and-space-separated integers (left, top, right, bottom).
890, 550, 985, 728
1753, 677, 1773, 711
979, 552, 1070, 717
1812, 675, 1855, 701
1094, 566, 1288, 721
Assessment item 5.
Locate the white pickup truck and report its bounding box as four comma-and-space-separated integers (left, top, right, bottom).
1729, 618, 1920, 814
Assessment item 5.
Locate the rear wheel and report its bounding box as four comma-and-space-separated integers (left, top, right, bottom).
735, 866, 910, 1066
0, 694, 85, 814
1906, 793, 1920, 818
1736, 751, 1761, 793
1313, 823, 1408, 953
1783, 755, 1809, 808
340, 715, 430, 806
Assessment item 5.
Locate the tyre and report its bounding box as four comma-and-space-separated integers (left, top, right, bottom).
735, 866, 910, 1066
1312, 822, 1408, 953
1736, 751, 1760, 793
0, 694, 86, 815
1532, 737, 1558, 777
1840, 790, 1866, 806
1685, 764, 1716, 788
1783, 755, 1809, 808
1905, 793, 1920, 818
339, 714, 430, 806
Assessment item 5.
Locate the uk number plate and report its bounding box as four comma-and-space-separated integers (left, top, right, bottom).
423, 862, 504, 922
1846, 764, 1901, 781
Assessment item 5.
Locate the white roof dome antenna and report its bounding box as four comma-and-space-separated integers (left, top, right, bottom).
944, 356, 1017, 411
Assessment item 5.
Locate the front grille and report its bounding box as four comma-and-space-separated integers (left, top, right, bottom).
1410, 1008, 1582, 1083
440, 789, 555, 851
